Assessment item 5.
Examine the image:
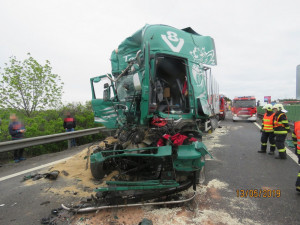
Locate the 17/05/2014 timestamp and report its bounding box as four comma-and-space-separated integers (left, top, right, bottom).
236, 189, 281, 198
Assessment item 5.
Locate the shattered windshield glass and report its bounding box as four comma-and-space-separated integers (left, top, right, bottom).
116, 74, 135, 101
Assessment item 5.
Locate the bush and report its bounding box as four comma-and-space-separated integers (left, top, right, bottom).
0, 102, 103, 160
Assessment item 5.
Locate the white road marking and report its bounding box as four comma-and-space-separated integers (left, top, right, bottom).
0, 156, 72, 182
254, 122, 299, 164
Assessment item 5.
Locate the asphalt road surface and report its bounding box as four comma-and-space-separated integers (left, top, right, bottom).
203, 115, 300, 225
0, 144, 91, 225
0, 115, 299, 225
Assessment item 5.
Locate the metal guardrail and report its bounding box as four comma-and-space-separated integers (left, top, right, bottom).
0, 127, 105, 153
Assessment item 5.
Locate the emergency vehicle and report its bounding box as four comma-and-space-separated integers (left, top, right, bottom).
232, 96, 257, 122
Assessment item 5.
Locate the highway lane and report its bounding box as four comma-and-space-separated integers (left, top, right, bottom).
204, 114, 300, 225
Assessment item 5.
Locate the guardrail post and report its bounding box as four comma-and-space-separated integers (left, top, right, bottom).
68, 140, 71, 149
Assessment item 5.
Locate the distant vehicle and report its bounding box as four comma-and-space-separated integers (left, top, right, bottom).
219, 95, 226, 120
231, 96, 257, 122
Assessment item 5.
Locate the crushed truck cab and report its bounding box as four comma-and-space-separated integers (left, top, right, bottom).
88, 24, 218, 206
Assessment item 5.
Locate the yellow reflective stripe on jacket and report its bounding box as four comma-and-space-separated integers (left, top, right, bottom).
282, 120, 288, 123
292, 133, 296, 138
297, 149, 300, 154
264, 127, 273, 131
278, 148, 286, 152
298, 173, 300, 177
264, 119, 271, 122
274, 131, 287, 134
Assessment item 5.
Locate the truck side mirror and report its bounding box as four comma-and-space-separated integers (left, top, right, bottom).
103, 83, 110, 101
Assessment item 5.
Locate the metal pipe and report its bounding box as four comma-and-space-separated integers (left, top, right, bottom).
61, 191, 196, 212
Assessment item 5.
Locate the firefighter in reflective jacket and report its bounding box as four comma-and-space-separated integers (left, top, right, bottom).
258, 104, 276, 154
273, 104, 290, 159
293, 121, 300, 192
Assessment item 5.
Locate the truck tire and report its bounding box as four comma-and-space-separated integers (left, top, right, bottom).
90, 161, 106, 180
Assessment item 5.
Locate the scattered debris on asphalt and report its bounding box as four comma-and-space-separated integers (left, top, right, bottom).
139, 218, 153, 225
40, 201, 50, 206
23, 170, 60, 182
45, 170, 60, 180
61, 170, 69, 176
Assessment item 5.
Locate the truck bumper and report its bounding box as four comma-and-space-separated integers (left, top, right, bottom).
233, 115, 257, 121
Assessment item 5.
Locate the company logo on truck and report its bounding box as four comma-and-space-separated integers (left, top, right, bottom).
161, 31, 184, 53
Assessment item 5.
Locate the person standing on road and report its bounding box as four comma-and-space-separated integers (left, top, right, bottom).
63, 112, 76, 147
8, 114, 26, 163
258, 104, 276, 154
293, 121, 300, 192
273, 104, 290, 159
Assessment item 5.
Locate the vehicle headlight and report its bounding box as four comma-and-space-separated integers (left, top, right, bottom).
234, 114, 237, 117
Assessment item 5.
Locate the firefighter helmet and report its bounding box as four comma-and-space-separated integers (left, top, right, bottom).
273, 104, 284, 111
263, 104, 273, 111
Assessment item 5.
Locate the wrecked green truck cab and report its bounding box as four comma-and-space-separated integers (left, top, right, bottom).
89, 24, 217, 204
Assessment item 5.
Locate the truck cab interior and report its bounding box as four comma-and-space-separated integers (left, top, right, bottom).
153, 55, 190, 114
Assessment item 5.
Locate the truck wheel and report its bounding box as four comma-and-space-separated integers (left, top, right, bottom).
90, 161, 106, 180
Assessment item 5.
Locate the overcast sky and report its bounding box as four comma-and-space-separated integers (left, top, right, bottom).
1, 0, 299, 104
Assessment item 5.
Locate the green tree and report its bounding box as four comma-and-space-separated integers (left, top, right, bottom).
224, 96, 231, 102
0, 53, 64, 117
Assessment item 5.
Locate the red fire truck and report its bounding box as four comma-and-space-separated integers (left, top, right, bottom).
231, 96, 257, 122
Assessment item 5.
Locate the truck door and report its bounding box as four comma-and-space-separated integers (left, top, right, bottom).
90, 75, 118, 129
